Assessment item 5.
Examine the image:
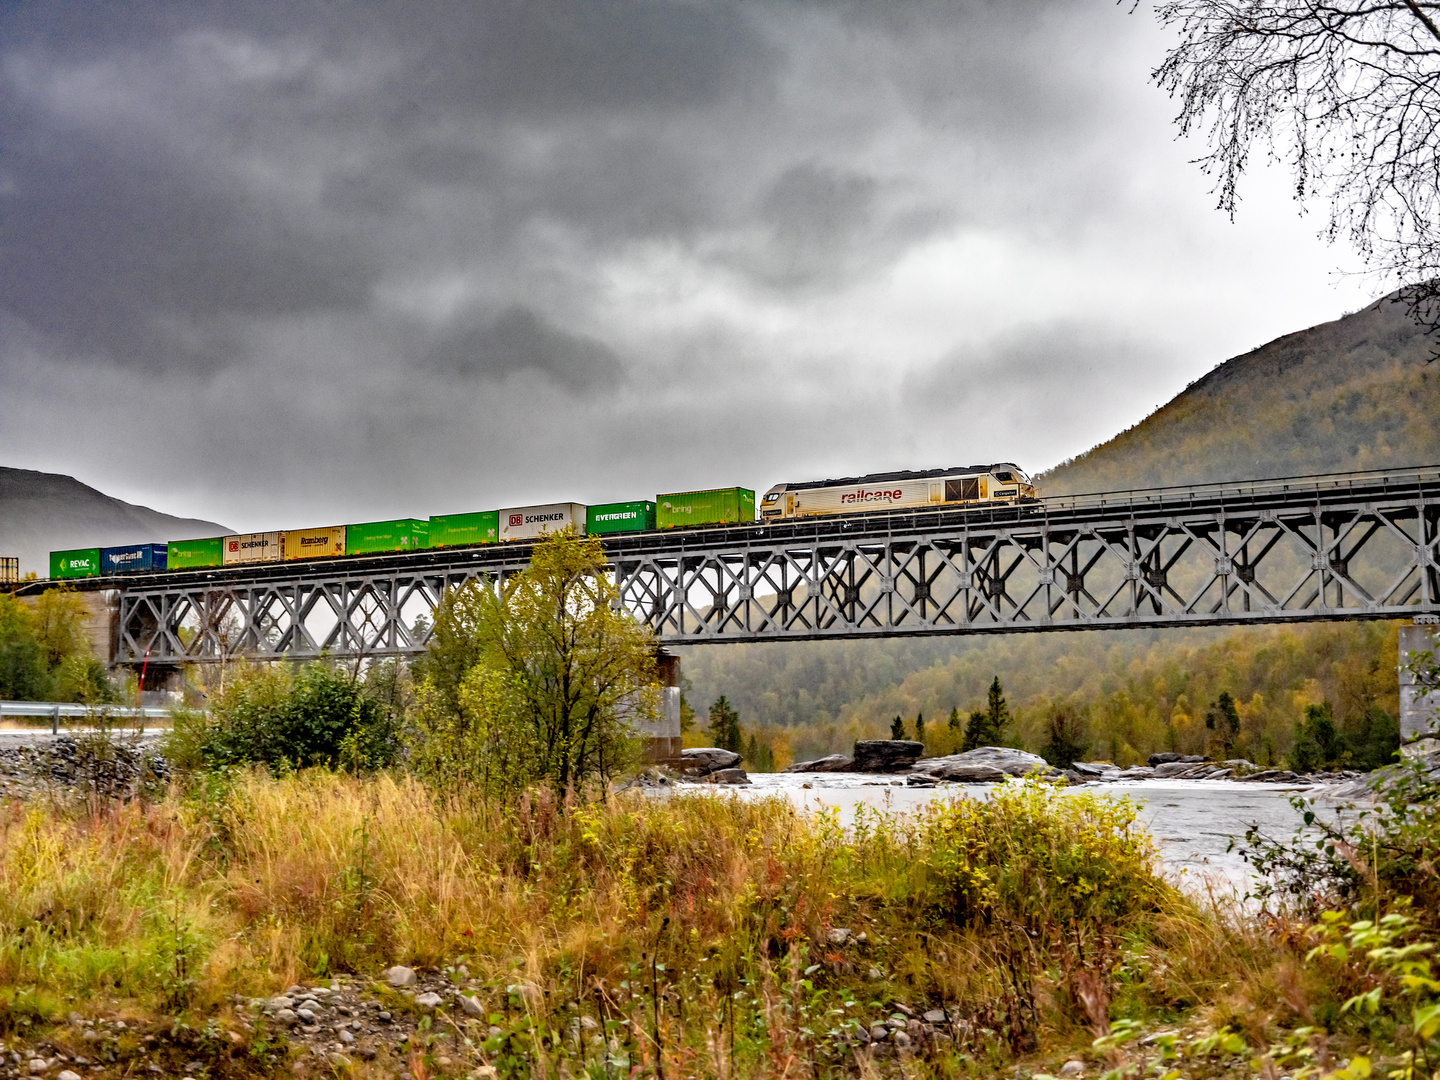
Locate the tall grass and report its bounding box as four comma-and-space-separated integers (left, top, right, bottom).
0, 773, 1207, 1070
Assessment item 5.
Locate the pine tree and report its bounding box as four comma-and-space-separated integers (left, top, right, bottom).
947, 706, 962, 733
987, 677, 1011, 737
914, 712, 925, 745
707, 696, 742, 753
890, 715, 906, 740
961, 710, 993, 751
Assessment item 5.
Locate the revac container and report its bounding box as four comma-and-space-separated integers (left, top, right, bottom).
428, 511, 499, 548
101, 543, 167, 575
283, 526, 346, 561
656, 487, 755, 529
223, 532, 284, 565
50, 548, 101, 580
586, 500, 656, 535
346, 518, 429, 555
168, 537, 225, 570
498, 503, 586, 542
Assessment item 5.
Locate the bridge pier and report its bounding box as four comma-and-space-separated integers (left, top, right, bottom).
635, 649, 682, 763
1400, 619, 1440, 756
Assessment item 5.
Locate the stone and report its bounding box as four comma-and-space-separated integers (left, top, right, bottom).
852, 740, 924, 772
1069, 761, 1120, 778
869, 1025, 888, 1043
893, 1031, 912, 1051
326, 1053, 349, 1068
459, 995, 483, 1016
414, 992, 444, 1009
923, 1010, 947, 1025
28, 1061, 47, 1074
678, 748, 742, 776
275, 1009, 297, 1024
826, 927, 852, 946
917, 747, 1058, 779
384, 965, 417, 988
338, 1031, 355, 1045
57, 1072, 81, 1080
378, 1011, 392, 1022
1060, 1061, 1085, 1076
1148, 752, 1206, 767
783, 755, 854, 773
892, 1003, 916, 1018
707, 768, 752, 785
1152, 761, 1201, 778
867, 967, 882, 980
296, 1009, 317, 1023
267, 996, 292, 1012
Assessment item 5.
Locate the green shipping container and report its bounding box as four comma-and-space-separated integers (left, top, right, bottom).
586, 500, 656, 536
655, 487, 755, 529
428, 510, 498, 548
168, 537, 225, 570
51, 548, 101, 580
345, 518, 430, 555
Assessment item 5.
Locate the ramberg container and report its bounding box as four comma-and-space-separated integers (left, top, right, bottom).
497, 503, 586, 543
223, 532, 284, 565
283, 526, 346, 561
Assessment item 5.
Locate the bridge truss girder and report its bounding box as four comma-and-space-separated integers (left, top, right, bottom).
113, 478, 1440, 665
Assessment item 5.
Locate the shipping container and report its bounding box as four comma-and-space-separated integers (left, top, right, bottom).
50, 548, 101, 580
498, 503, 586, 543
346, 518, 429, 555
283, 525, 346, 561
101, 543, 167, 576
222, 531, 284, 566
168, 537, 225, 570
586, 500, 656, 536
427, 511, 499, 549
655, 487, 755, 529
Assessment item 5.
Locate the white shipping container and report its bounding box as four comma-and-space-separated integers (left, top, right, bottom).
497, 503, 587, 543
222, 531, 284, 565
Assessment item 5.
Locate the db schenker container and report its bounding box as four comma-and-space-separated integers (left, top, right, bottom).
51, 548, 101, 580
428, 511, 498, 549
101, 543, 167, 575
168, 537, 225, 570
498, 503, 586, 543
283, 526, 346, 561
223, 532, 284, 566
346, 518, 429, 555
586, 500, 656, 536
656, 487, 755, 529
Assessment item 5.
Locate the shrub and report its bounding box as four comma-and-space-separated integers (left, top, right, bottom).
166, 661, 402, 773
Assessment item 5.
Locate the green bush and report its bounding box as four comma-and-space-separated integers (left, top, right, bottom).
166, 662, 402, 773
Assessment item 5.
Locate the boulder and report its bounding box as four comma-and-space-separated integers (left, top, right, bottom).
915, 747, 1057, 779
783, 755, 854, 773
1152, 761, 1201, 778
852, 740, 925, 772
678, 748, 742, 776
1070, 761, 1121, 779
1148, 752, 1206, 767
706, 768, 751, 785
384, 965, 417, 988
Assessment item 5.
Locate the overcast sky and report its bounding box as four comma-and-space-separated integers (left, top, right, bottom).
0, 1, 1377, 531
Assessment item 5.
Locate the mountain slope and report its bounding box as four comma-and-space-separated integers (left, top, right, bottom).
1039, 294, 1440, 495
0, 467, 229, 577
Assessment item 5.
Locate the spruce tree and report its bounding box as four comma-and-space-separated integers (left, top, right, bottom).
890, 715, 906, 740
707, 696, 743, 753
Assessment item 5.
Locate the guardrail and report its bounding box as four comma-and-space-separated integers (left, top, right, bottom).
0, 701, 174, 734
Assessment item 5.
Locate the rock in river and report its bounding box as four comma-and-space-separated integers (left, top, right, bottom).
783, 754, 854, 773
679, 748, 741, 776
915, 746, 1058, 779
851, 740, 924, 772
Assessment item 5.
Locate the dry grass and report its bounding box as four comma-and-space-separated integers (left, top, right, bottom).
0, 772, 1338, 1077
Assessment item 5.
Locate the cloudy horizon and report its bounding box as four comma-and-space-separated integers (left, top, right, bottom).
1, 1, 1379, 532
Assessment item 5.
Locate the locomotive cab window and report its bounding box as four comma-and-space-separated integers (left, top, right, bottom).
763, 492, 781, 503
993, 471, 1015, 483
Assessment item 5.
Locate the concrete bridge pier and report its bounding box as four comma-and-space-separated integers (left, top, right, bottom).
1400, 619, 1440, 756
635, 649, 682, 764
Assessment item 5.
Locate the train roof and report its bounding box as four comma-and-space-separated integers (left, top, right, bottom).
776, 464, 1022, 493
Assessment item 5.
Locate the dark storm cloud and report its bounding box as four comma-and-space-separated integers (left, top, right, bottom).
0, 0, 1374, 534
423, 305, 624, 389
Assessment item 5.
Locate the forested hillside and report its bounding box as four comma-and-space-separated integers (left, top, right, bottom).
679, 295, 1438, 768
1040, 293, 1439, 494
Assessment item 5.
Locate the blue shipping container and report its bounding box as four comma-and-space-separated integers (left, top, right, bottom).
100, 543, 168, 576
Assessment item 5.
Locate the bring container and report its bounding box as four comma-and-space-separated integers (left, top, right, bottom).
586, 500, 656, 536
283, 526, 346, 561
498, 503, 587, 543
223, 532, 284, 566
168, 537, 225, 570
428, 511, 499, 549
656, 487, 755, 529
101, 543, 167, 575
346, 518, 429, 555
50, 548, 101, 580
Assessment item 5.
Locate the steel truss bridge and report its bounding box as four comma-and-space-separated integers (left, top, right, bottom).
47, 467, 1440, 666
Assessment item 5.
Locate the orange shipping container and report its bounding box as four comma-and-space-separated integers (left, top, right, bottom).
283, 526, 346, 561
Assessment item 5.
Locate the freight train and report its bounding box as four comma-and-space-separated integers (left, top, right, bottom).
48, 464, 1034, 581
